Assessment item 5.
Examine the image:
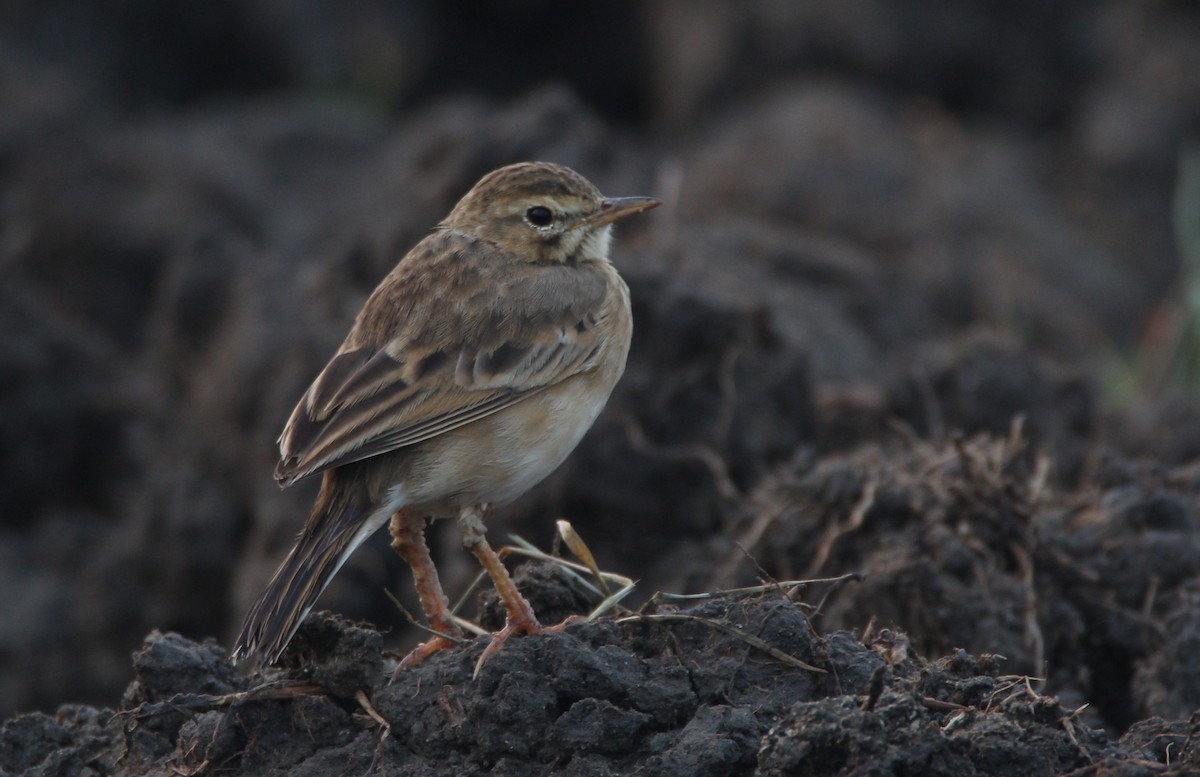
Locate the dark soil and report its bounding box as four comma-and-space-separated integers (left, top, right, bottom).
7, 579, 1199, 776
4, 2, 1200, 775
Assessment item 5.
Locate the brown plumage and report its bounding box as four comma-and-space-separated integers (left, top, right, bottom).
233, 162, 660, 667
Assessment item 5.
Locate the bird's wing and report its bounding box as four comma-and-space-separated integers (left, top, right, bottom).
274, 233, 615, 486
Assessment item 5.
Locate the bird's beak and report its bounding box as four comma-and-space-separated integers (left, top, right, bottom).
572, 196, 663, 230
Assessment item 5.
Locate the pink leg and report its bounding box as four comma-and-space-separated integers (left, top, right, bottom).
389, 510, 463, 669
457, 505, 542, 674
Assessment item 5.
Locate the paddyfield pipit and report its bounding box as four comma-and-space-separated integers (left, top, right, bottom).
233, 161, 661, 668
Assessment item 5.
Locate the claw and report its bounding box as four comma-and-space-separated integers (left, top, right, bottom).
473, 616, 542, 678
471, 614, 589, 677
389, 634, 458, 682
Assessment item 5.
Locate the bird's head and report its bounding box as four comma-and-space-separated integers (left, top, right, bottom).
443, 161, 661, 265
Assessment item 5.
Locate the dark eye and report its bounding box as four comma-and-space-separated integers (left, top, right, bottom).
525, 206, 553, 227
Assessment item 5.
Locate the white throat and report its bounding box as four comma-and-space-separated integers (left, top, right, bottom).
578, 225, 614, 263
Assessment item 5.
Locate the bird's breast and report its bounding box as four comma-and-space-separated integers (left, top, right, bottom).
396, 273, 631, 515
394, 366, 622, 513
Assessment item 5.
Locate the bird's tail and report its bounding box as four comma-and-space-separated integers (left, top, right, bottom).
232, 472, 390, 665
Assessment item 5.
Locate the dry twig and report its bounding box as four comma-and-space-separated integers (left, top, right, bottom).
615, 612, 826, 673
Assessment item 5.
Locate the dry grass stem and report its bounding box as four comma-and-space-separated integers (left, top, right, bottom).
384, 589, 468, 643
615, 612, 826, 673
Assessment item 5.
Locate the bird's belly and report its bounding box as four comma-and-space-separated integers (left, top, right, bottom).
401, 371, 618, 513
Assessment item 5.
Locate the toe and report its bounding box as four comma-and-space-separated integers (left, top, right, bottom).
390, 635, 458, 682
472, 614, 548, 678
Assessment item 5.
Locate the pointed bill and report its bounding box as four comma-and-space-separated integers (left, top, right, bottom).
571, 196, 662, 230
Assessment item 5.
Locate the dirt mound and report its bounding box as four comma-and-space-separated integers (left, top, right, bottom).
6, 566, 1197, 775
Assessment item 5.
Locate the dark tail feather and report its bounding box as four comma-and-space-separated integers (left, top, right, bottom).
232, 473, 388, 665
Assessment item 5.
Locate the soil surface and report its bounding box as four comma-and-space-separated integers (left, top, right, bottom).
4, 2, 1200, 775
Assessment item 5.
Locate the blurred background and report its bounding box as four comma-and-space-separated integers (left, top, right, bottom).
2, 0, 1199, 722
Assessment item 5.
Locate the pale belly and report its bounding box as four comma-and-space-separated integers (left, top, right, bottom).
395, 370, 619, 515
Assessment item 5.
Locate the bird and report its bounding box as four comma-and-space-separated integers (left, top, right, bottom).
232, 161, 661, 670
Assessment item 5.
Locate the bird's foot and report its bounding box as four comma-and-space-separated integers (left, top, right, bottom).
471, 614, 588, 678
401, 634, 459, 668
389, 633, 461, 683
544, 614, 586, 633
473, 615, 542, 678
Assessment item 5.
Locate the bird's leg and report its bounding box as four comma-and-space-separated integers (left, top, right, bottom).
457, 504, 543, 674
389, 509, 463, 670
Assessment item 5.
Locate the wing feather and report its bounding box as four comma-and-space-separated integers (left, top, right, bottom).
274, 231, 613, 486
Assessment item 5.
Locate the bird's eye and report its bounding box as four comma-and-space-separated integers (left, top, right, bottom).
525, 206, 553, 227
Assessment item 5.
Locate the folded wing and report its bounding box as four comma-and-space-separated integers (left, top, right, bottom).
274, 237, 612, 487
